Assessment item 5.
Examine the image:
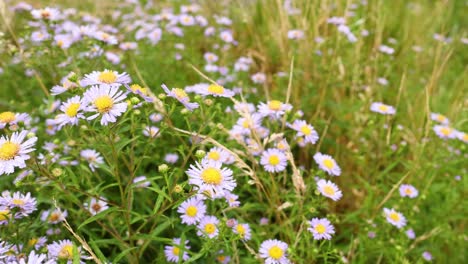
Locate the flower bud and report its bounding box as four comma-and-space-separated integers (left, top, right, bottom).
158, 164, 169, 173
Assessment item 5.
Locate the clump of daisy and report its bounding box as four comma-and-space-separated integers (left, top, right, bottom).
260, 148, 288, 173
197, 215, 220, 238
313, 152, 341, 176
288, 120, 319, 145
383, 208, 406, 229
85, 197, 109, 215
399, 184, 418, 198
317, 179, 342, 201
162, 84, 199, 111
177, 196, 207, 225
0, 130, 37, 175
259, 239, 290, 264
80, 69, 131, 87
186, 159, 236, 198
433, 125, 457, 139
83, 85, 128, 125
370, 102, 396, 115
164, 238, 190, 263
308, 217, 335, 240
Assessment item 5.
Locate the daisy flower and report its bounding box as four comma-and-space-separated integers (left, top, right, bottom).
186, 159, 236, 198
143, 126, 160, 138
258, 100, 293, 120
308, 217, 335, 240
370, 102, 396, 115
133, 176, 150, 188
162, 84, 199, 111
399, 184, 418, 198
0, 111, 30, 129
251, 72, 266, 84
287, 29, 305, 39
28, 237, 48, 251
422, 251, 433, 261
204, 52, 219, 63
177, 196, 207, 225
231, 113, 263, 136
198, 84, 235, 98
41, 208, 67, 224
233, 223, 252, 241
22, 250, 51, 264
0, 130, 37, 175
31, 7, 61, 20
260, 148, 287, 173
80, 69, 131, 87
164, 153, 179, 164
0, 207, 11, 225
383, 208, 406, 229
313, 152, 341, 176
55, 96, 85, 128
83, 85, 128, 125
197, 215, 220, 238
164, 238, 190, 263
80, 149, 104, 172
126, 84, 154, 102
0, 191, 37, 218
224, 192, 240, 207
85, 197, 109, 215
433, 125, 456, 139
259, 239, 290, 264
215, 250, 231, 264
406, 228, 416, 239
430, 113, 450, 125
456, 131, 468, 143
47, 239, 83, 262
288, 120, 319, 144
317, 179, 342, 201
204, 147, 232, 164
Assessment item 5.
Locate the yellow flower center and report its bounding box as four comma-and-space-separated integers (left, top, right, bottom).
436, 115, 446, 122
0, 209, 10, 221
323, 159, 334, 169
201, 167, 223, 185
440, 127, 452, 136
268, 155, 280, 166
92, 203, 102, 212
300, 125, 311, 135
315, 224, 326, 234
378, 105, 389, 112
0, 142, 20, 161
49, 212, 60, 222
186, 206, 198, 217
173, 88, 188, 99
268, 246, 284, 260
12, 199, 25, 206
217, 255, 226, 262
207, 84, 225, 95
65, 103, 80, 117
94, 95, 114, 113
0, 111, 16, 123
236, 224, 246, 237
204, 223, 216, 234
58, 245, 73, 260
28, 238, 38, 247
172, 247, 180, 255
41, 11, 50, 18
207, 151, 221, 161
268, 100, 282, 111
404, 188, 412, 195
98, 71, 117, 84
57, 40, 64, 47
389, 212, 400, 222
323, 185, 335, 196
242, 120, 250, 128
463, 134, 468, 141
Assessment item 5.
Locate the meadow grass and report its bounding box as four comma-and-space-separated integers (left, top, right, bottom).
0, 0, 466, 263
